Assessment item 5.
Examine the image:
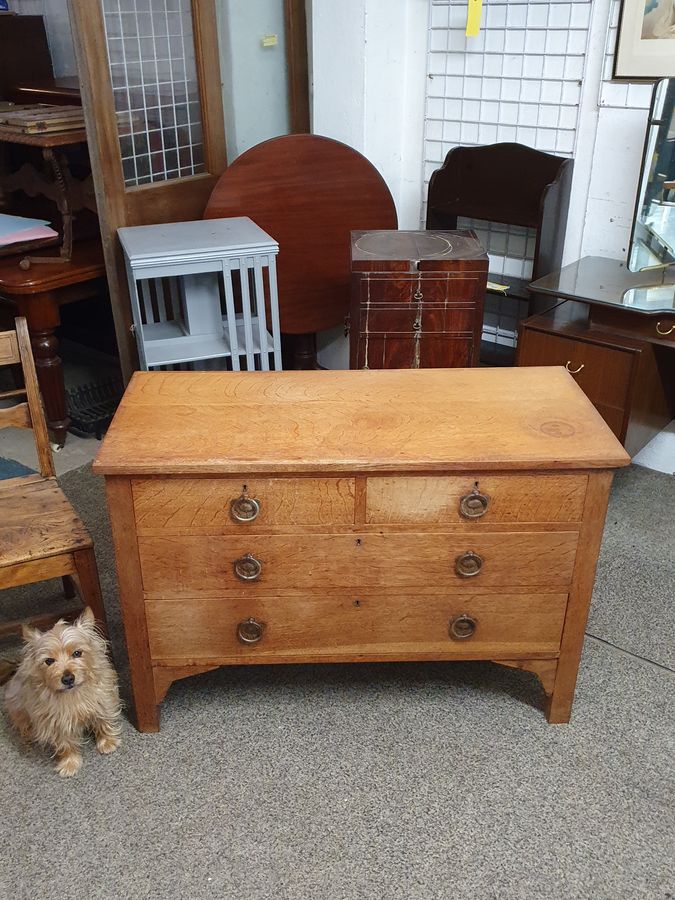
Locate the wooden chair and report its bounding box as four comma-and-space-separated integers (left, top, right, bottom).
0, 317, 107, 638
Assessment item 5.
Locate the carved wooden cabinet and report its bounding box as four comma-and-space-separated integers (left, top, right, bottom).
94, 368, 629, 732
349, 230, 488, 368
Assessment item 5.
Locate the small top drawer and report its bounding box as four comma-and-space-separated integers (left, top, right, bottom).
366, 474, 587, 524
133, 477, 355, 531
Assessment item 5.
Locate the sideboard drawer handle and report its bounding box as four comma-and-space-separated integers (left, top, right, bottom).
237, 617, 265, 644
234, 553, 262, 581
449, 614, 476, 640
230, 493, 261, 522
459, 488, 489, 519
565, 360, 584, 374
455, 551, 483, 578
656, 321, 675, 336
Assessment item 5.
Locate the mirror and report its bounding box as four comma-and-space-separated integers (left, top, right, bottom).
629, 78, 675, 272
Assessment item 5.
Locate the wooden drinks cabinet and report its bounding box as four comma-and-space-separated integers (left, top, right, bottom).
93, 367, 629, 732
348, 230, 489, 369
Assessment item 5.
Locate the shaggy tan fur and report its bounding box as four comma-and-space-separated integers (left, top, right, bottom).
4, 608, 122, 777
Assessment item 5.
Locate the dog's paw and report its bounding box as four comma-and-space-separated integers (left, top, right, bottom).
56, 753, 82, 778
96, 734, 121, 755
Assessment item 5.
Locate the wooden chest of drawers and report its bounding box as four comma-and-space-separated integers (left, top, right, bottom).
349, 230, 489, 368
93, 368, 629, 731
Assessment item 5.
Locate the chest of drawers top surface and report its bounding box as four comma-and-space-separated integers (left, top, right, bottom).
93, 367, 629, 476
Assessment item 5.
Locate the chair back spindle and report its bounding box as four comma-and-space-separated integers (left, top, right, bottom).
0, 317, 55, 478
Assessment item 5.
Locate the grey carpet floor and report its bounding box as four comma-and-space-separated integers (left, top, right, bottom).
0, 464, 673, 900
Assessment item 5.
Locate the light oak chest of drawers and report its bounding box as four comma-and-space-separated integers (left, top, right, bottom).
93, 368, 629, 731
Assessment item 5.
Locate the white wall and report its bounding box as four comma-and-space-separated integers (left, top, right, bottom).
217, 0, 291, 162
310, 0, 428, 367
566, 0, 653, 263
311, 0, 660, 268
310, 0, 428, 229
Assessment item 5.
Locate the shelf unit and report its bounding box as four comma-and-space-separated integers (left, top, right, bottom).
118, 217, 282, 371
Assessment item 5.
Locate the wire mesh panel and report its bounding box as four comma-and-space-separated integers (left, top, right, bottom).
425, 0, 593, 347
101, 0, 205, 187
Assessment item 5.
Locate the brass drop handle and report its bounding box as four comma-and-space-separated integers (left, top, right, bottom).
565, 361, 584, 374
459, 488, 489, 519
237, 617, 265, 644
230, 493, 261, 523
656, 321, 675, 336
455, 551, 483, 578
449, 614, 477, 640
233, 553, 262, 581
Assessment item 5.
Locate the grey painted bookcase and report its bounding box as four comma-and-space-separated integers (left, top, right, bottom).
118, 217, 282, 371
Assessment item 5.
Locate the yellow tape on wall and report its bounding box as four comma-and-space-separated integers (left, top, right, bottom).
465, 0, 483, 37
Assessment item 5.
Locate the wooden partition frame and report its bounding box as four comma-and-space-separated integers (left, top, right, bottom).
67, 0, 228, 380
285, 0, 311, 134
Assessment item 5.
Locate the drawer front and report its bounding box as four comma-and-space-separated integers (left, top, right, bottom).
519, 329, 634, 410
138, 531, 579, 595
353, 333, 474, 369
132, 477, 356, 531
357, 275, 482, 304
591, 308, 675, 347
366, 474, 587, 524
634, 316, 675, 346
358, 305, 476, 335
145, 592, 568, 661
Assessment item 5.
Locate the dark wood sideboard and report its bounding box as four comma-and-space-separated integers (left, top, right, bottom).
519, 256, 675, 458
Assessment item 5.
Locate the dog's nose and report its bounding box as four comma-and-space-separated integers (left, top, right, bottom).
61, 672, 75, 687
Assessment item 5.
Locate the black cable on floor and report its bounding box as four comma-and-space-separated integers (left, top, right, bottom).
586, 631, 675, 674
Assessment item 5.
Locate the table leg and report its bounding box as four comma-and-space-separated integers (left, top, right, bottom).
17, 292, 70, 446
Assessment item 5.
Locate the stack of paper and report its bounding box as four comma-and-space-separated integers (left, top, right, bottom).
0, 214, 59, 248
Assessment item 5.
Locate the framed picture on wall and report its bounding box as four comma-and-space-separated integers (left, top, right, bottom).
614, 0, 675, 79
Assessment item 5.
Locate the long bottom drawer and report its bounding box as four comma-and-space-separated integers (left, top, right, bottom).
146, 592, 568, 662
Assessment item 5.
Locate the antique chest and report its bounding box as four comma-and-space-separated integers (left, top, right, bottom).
93, 367, 629, 732
349, 230, 489, 369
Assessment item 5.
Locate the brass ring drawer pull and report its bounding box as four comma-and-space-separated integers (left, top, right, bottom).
449, 614, 477, 640
455, 551, 483, 578
459, 488, 489, 519
230, 494, 261, 522
565, 361, 584, 374
234, 553, 262, 581
656, 321, 674, 336
237, 617, 265, 644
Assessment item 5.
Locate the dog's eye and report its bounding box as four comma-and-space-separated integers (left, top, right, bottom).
72, 650, 83, 658
44, 658, 55, 666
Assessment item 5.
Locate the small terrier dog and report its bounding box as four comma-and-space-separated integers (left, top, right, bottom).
4, 607, 122, 777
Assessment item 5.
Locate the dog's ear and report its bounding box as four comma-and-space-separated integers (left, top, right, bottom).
21, 624, 41, 644
76, 607, 96, 629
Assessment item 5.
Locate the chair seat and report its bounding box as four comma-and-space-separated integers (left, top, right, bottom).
0, 476, 92, 568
